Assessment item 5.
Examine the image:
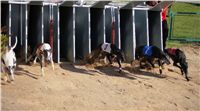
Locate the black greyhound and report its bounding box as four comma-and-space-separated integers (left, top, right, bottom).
86, 43, 125, 72
135, 45, 170, 74
165, 48, 189, 81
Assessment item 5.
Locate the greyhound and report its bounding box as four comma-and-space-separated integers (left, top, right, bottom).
1, 36, 17, 82
27, 43, 54, 76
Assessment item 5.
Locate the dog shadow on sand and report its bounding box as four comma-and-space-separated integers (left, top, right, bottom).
123, 66, 167, 79
1, 63, 39, 85
59, 62, 99, 76
16, 61, 40, 79
59, 61, 137, 80
15, 65, 39, 80
94, 65, 137, 80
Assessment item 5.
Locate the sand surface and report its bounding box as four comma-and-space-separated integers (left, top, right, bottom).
1, 45, 200, 111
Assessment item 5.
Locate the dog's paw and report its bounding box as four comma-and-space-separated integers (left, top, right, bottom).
3, 76, 8, 82
186, 77, 190, 81
10, 81, 15, 84
7, 80, 15, 84
118, 68, 122, 73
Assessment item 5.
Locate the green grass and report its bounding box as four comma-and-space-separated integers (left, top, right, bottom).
168, 2, 200, 40
172, 14, 200, 39
171, 2, 200, 12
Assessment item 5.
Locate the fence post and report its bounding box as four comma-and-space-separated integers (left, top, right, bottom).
169, 10, 174, 40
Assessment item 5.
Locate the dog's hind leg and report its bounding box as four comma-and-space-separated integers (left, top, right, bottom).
173, 62, 184, 75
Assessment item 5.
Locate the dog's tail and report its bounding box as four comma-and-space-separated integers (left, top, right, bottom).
11, 36, 18, 50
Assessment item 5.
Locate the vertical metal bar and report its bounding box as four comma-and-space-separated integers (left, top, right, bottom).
49, 4, 51, 46
57, 5, 60, 63
42, 4, 44, 43
9, 3, 11, 46
73, 6, 76, 63
103, 8, 106, 43
117, 7, 121, 49
50, 5, 51, 20
146, 10, 149, 46
25, 4, 28, 62
160, 11, 163, 50
20, 4, 23, 46
169, 11, 173, 40
132, 9, 136, 60
88, 8, 91, 53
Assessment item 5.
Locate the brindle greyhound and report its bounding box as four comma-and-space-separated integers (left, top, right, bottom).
86, 43, 125, 72
27, 43, 54, 76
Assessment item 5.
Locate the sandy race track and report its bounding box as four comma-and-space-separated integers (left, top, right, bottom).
1, 45, 200, 111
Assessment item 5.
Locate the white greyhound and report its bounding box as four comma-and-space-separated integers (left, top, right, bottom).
1, 36, 17, 82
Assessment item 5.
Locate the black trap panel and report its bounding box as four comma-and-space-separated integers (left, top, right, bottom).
90, 8, 105, 51
2, 2, 29, 61
120, 9, 135, 62
52, 6, 59, 63
11, 4, 27, 57
105, 7, 120, 48
75, 7, 90, 60
148, 11, 162, 49
135, 9, 149, 47
28, 4, 43, 54
59, 6, 75, 62
43, 5, 50, 44
1, 2, 9, 28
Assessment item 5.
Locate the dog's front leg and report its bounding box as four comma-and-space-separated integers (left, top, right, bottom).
116, 58, 122, 73
40, 55, 45, 76
1, 66, 8, 82
106, 54, 113, 64
51, 59, 55, 71
147, 58, 155, 68
139, 58, 146, 69
184, 70, 189, 81
158, 60, 163, 74
10, 72, 14, 81
33, 56, 38, 64
7, 67, 15, 82
180, 62, 189, 81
